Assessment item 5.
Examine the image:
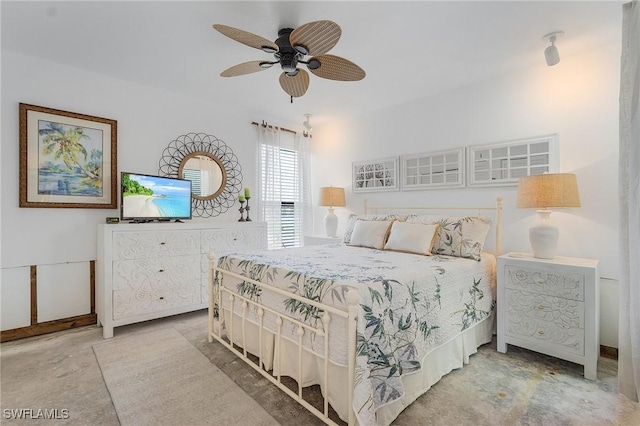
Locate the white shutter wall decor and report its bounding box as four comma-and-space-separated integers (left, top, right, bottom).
467, 134, 558, 187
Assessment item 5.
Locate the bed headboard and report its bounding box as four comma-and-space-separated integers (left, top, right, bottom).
363, 196, 503, 256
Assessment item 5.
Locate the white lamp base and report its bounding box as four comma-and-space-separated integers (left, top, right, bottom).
529, 210, 559, 259
324, 207, 338, 238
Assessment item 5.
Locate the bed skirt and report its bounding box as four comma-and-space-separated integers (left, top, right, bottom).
219, 307, 495, 425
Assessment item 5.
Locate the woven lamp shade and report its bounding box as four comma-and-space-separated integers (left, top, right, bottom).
517, 173, 581, 209
319, 187, 346, 207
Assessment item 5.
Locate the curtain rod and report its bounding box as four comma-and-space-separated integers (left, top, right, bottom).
251, 121, 297, 135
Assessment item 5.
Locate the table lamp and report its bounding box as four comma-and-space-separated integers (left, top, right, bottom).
319, 186, 346, 238
517, 173, 581, 259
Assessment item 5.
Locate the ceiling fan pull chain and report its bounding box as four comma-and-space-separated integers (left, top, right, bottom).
290, 96, 293, 104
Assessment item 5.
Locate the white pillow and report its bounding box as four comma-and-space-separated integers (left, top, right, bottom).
343, 214, 407, 243
384, 222, 439, 256
347, 220, 393, 249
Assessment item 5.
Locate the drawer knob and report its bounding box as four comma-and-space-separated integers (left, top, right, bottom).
160, 242, 166, 245
159, 269, 164, 273
537, 279, 545, 284
159, 296, 164, 300
538, 330, 545, 335
538, 305, 545, 310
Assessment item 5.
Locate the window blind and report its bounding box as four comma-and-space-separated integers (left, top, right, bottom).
258, 128, 310, 250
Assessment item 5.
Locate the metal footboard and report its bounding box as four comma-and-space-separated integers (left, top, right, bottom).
208, 251, 359, 426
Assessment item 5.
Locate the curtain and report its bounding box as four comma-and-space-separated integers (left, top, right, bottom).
257, 125, 284, 248
295, 133, 313, 244
257, 125, 312, 249
618, 0, 640, 402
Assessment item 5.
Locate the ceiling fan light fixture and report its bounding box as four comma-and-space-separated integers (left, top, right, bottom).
543, 31, 564, 66
293, 44, 309, 55
262, 46, 277, 54
307, 59, 321, 70
259, 62, 274, 69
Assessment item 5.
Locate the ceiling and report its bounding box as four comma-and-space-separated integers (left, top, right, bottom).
1, 1, 623, 126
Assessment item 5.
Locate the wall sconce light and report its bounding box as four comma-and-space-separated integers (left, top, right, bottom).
543, 31, 564, 66
303, 114, 312, 132
517, 173, 581, 258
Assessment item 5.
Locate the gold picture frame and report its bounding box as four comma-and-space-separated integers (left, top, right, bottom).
19, 103, 117, 208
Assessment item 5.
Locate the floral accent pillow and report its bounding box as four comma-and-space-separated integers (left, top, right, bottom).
408, 215, 491, 261
343, 214, 408, 244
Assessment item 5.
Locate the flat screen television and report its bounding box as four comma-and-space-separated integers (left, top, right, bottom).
120, 172, 192, 223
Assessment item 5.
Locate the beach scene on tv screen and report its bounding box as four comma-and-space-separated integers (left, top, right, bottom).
122, 174, 191, 218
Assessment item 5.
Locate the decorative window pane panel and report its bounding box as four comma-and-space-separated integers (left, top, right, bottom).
352, 157, 399, 192
401, 148, 464, 190
467, 134, 558, 186
530, 142, 549, 154
531, 154, 549, 166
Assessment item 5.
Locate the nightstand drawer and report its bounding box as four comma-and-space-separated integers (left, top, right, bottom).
505, 309, 585, 355
504, 265, 584, 301
506, 289, 584, 328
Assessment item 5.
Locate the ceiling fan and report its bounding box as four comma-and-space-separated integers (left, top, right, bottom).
212, 20, 366, 101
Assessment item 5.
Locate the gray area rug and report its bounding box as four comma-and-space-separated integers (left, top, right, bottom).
93, 328, 278, 426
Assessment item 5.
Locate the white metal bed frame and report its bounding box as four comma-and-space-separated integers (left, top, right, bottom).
208, 196, 503, 426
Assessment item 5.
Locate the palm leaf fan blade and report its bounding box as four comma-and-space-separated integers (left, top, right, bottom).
279, 70, 310, 97
212, 24, 278, 52
309, 54, 366, 81
220, 61, 269, 77
290, 20, 341, 56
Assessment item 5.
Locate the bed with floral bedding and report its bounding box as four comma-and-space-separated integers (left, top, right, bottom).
208, 200, 502, 426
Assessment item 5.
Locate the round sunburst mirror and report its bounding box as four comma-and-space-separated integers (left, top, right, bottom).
158, 133, 242, 217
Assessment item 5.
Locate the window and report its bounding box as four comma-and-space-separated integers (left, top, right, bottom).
258, 129, 311, 250
467, 134, 558, 186
276, 148, 297, 248
182, 169, 204, 196
401, 148, 464, 189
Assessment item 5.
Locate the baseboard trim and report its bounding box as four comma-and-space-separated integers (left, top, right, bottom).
1, 314, 97, 343
600, 345, 618, 360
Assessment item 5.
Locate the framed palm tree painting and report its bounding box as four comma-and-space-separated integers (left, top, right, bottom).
19, 103, 117, 208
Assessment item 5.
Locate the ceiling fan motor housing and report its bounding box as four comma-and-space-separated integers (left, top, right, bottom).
276, 28, 305, 74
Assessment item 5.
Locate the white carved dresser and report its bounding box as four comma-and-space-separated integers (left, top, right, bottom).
497, 253, 600, 380
96, 221, 267, 338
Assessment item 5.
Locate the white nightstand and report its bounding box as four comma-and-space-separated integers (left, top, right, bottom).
496, 253, 600, 380
304, 235, 342, 246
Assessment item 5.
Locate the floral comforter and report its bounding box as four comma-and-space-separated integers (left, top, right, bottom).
215, 244, 496, 425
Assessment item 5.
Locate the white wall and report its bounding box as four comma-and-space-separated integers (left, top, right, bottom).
0, 49, 271, 269
1, 49, 297, 329
311, 43, 621, 346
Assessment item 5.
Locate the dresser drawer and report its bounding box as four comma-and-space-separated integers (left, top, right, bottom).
113, 231, 201, 260
112, 255, 201, 320
504, 265, 584, 301
112, 285, 202, 320
201, 228, 265, 256
112, 255, 201, 290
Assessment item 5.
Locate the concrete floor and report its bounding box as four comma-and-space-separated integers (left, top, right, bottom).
2, 310, 639, 425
